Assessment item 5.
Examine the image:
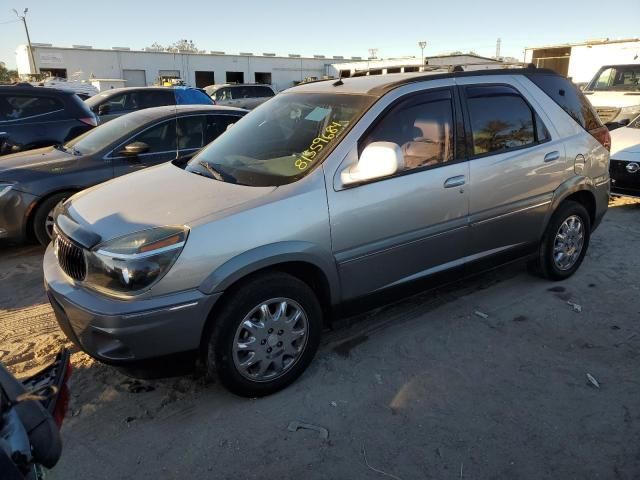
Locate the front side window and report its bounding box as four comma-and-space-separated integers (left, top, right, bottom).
187, 92, 374, 186
361, 90, 455, 171
588, 65, 640, 92
204, 114, 242, 143
177, 115, 205, 150
0, 95, 63, 121
132, 119, 177, 153
466, 85, 537, 156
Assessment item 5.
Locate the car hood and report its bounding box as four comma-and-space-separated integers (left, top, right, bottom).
65, 162, 277, 242
584, 91, 640, 108
0, 147, 80, 181
610, 126, 640, 159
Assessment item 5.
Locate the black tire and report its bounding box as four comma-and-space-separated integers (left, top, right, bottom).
33, 192, 70, 246
206, 272, 323, 397
530, 200, 591, 280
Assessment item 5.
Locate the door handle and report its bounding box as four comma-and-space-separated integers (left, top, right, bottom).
544, 151, 560, 162
444, 175, 465, 188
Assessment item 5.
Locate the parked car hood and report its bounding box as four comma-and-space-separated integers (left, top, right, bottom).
0, 147, 90, 190
610, 126, 640, 160
585, 91, 640, 108
65, 162, 277, 242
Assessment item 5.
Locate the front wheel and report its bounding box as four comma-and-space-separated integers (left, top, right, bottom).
206, 272, 323, 397
33, 192, 71, 246
530, 200, 591, 280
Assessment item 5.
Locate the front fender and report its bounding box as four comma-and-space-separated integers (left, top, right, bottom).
198, 241, 341, 304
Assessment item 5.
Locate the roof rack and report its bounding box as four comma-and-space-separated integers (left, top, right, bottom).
367, 64, 558, 96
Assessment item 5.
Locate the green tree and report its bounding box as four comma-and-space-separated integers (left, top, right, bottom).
0, 62, 18, 83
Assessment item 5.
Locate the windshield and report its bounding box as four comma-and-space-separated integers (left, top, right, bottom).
628, 114, 640, 129
186, 92, 374, 186
65, 112, 157, 155
587, 65, 640, 92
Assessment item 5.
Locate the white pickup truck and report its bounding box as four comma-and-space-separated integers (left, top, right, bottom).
583, 64, 640, 126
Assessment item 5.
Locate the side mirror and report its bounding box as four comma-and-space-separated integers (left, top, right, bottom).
341, 142, 404, 186
120, 141, 150, 157
97, 104, 110, 116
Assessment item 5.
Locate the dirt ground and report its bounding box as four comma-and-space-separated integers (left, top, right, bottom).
1, 197, 639, 479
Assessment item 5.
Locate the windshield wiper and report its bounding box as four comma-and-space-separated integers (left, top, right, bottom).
197, 160, 225, 182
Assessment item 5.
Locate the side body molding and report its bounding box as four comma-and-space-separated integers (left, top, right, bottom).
198, 241, 341, 304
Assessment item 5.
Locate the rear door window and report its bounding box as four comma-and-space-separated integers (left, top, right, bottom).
0, 94, 63, 121
527, 73, 602, 131
139, 90, 175, 108
464, 85, 539, 156
255, 86, 275, 98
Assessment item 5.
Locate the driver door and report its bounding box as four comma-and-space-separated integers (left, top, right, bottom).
110, 118, 178, 177
326, 86, 470, 300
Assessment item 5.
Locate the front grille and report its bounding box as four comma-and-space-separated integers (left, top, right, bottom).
595, 107, 621, 123
610, 159, 640, 190
55, 234, 87, 281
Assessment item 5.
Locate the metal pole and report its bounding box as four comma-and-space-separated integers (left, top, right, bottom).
418, 41, 427, 67
13, 9, 38, 75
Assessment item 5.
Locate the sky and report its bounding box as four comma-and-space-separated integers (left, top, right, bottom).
1, 0, 639, 69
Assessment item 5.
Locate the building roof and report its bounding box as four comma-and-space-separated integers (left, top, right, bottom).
525, 37, 640, 51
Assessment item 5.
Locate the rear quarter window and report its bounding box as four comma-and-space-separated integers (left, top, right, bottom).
526, 73, 602, 131
0, 94, 64, 121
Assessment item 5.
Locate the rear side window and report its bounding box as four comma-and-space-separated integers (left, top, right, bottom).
254, 86, 275, 98
527, 73, 602, 131
465, 85, 539, 156
139, 90, 175, 108
0, 94, 63, 121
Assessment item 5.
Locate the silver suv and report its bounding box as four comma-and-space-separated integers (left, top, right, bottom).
205, 84, 275, 110
44, 68, 610, 396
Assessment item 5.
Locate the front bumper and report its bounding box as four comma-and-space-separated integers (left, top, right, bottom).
0, 189, 38, 243
610, 159, 640, 198
43, 244, 222, 363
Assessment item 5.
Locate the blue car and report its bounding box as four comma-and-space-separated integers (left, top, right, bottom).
85, 86, 213, 123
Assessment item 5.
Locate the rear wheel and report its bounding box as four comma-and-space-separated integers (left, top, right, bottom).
530, 200, 591, 280
206, 272, 322, 397
33, 192, 70, 246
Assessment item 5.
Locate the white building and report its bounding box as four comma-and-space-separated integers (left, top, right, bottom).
15, 44, 365, 91
333, 53, 503, 77
524, 38, 640, 84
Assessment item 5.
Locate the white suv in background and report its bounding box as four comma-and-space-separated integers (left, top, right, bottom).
205, 84, 276, 110
583, 64, 640, 126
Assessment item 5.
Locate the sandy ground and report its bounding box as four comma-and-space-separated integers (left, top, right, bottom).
1, 197, 639, 479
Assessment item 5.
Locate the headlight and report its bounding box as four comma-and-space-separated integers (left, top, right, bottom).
0, 183, 13, 198
84, 226, 188, 296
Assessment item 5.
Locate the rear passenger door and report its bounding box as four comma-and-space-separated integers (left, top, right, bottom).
0, 93, 66, 154
457, 78, 569, 256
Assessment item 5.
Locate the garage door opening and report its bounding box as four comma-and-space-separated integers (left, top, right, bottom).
41, 68, 67, 79
254, 72, 272, 85
226, 71, 244, 84
195, 71, 215, 88
122, 69, 146, 87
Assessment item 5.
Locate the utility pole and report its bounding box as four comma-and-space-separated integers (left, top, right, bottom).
12, 8, 38, 76
496, 37, 502, 59
418, 41, 427, 66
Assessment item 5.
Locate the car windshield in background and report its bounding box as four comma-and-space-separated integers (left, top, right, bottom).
186, 92, 374, 186
64, 112, 158, 155
628, 114, 640, 129
588, 65, 640, 91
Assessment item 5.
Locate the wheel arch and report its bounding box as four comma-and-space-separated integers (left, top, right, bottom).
25, 188, 79, 240
548, 178, 597, 231
197, 242, 340, 355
